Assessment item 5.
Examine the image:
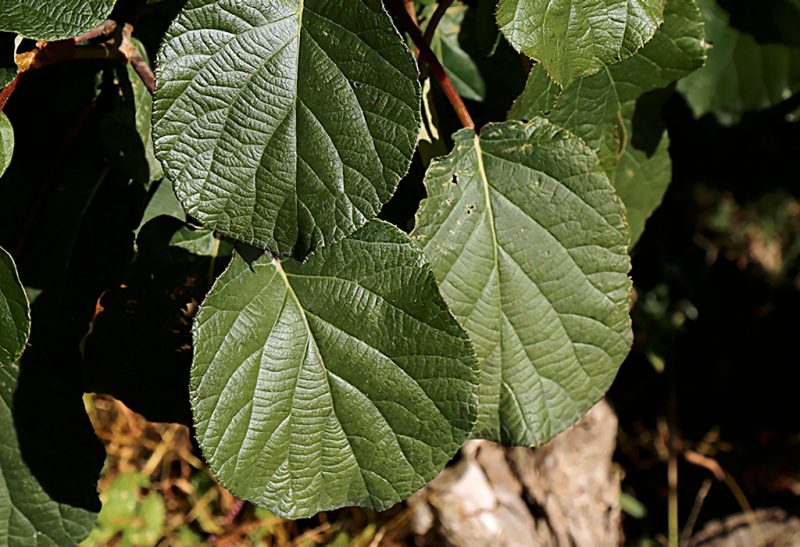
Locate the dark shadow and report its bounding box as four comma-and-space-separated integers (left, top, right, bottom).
83, 216, 228, 426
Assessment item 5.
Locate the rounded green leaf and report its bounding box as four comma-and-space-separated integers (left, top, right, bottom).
191, 220, 478, 518
497, 0, 666, 87
153, 0, 421, 259
0, 112, 13, 179
0, 0, 116, 41
412, 120, 632, 446
0, 246, 28, 368
0, 375, 98, 547
1, 247, 96, 546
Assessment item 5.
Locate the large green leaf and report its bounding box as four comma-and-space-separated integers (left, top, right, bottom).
153, 0, 421, 259
677, 0, 800, 123
191, 220, 478, 518
0, 0, 116, 41
0, 248, 96, 546
509, 0, 706, 244
0, 112, 12, 180
0, 246, 27, 368
412, 120, 632, 446
1, 368, 98, 546
496, 0, 666, 87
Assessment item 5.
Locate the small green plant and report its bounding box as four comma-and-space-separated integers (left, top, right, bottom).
83, 472, 166, 547
1, 0, 799, 543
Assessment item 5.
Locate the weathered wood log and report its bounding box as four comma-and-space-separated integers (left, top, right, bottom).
688, 508, 800, 546
409, 401, 622, 546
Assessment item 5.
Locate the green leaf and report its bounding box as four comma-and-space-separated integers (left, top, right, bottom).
0, 246, 27, 368
429, 4, 486, 102
0, 250, 96, 546
0, 0, 116, 41
677, 0, 800, 123
1, 371, 98, 546
412, 120, 632, 446
509, 0, 706, 244
153, 0, 421, 259
0, 112, 12, 179
169, 226, 229, 257
613, 121, 672, 243
0, 68, 14, 90
191, 220, 478, 518
127, 38, 162, 185
136, 180, 185, 237
509, 0, 706, 168
496, 0, 666, 87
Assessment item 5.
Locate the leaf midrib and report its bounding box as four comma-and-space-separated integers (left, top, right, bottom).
472, 134, 506, 430
272, 258, 374, 504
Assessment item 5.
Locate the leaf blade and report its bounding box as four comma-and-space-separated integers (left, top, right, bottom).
412, 120, 632, 446
0, 0, 116, 41
0, 113, 12, 179
191, 220, 478, 518
497, 0, 666, 87
0, 247, 97, 546
677, 0, 800, 123
153, 0, 421, 258
0, 247, 27, 369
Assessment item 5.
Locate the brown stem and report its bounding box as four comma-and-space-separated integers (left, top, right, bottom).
129, 50, 156, 94
73, 20, 118, 44
9, 21, 155, 99
423, 0, 454, 46
120, 23, 155, 94
389, 0, 474, 129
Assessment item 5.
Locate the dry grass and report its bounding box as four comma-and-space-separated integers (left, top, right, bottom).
83, 394, 420, 546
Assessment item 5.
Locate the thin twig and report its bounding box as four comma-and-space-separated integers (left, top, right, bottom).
683, 448, 764, 544
666, 361, 679, 547
7, 20, 155, 100
422, 0, 455, 46
389, 0, 474, 129
682, 478, 712, 544
128, 47, 155, 94
73, 20, 118, 44
120, 23, 156, 94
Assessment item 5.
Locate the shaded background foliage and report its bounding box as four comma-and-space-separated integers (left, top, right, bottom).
0, 0, 798, 544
